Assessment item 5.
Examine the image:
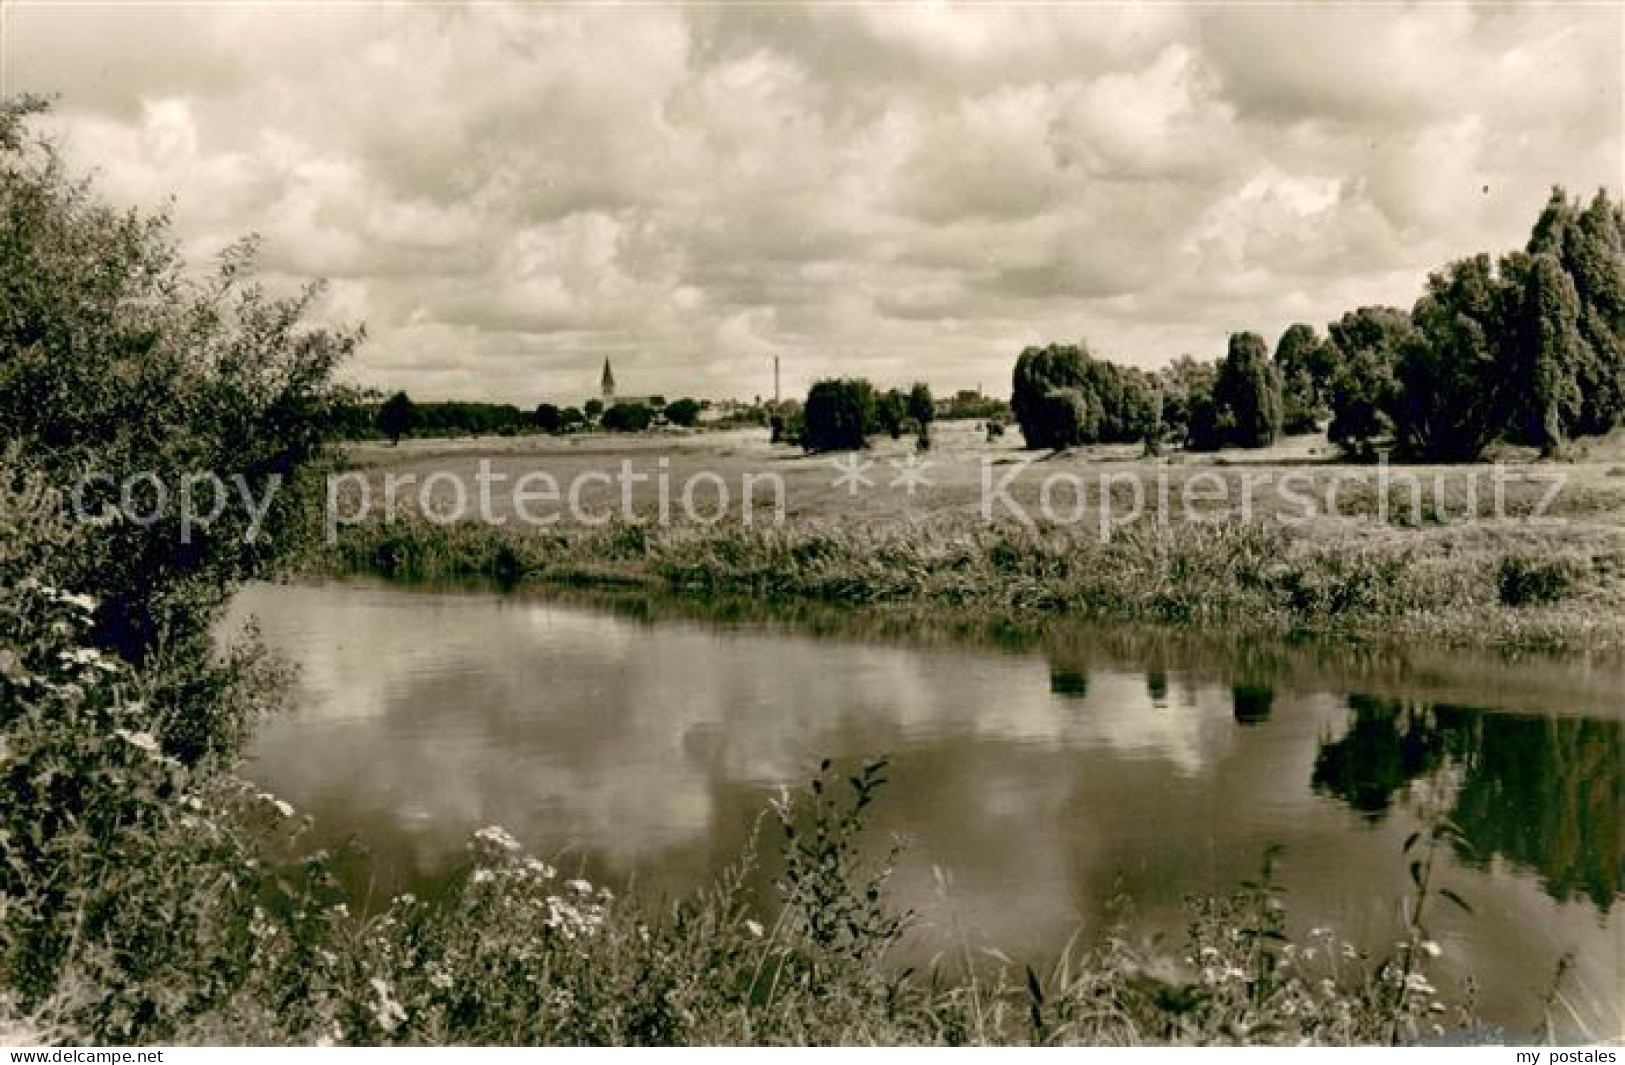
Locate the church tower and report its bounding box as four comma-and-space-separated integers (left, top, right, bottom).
600, 358, 616, 403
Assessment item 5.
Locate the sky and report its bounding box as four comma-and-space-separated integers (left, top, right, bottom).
4, 2, 1621, 405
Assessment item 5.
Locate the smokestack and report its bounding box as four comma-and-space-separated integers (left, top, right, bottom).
774, 356, 781, 406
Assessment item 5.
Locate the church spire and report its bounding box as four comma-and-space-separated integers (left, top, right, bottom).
601, 358, 616, 402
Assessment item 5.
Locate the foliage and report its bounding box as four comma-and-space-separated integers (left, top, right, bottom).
377, 392, 417, 445
1160, 356, 1219, 451
1274, 323, 1335, 435
1011, 343, 1158, 450
0, 97, 352, 760
802, 379, 876, 453
1510, 252, 1588, 455
600, 402, 656, 433
1326, 307, 1412, 459
1392, 256, 1517, 462
771, 758, 909, 964
1036, 388, 1098, 451
907, 382, 935, 427
1527, 187, 1625, 438
664, 398, 702, 428
1211, 332, 1282, 449
876, 389, 908, 440
330, 504, 1624, 654
533, 403, 562, 434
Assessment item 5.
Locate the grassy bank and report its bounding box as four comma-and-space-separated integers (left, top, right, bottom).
324, 511, 1625, 654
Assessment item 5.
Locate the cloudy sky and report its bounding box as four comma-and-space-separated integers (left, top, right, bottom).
4, 2, 1621, 404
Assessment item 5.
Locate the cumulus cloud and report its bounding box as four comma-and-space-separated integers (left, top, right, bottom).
4, 1, 1619, 402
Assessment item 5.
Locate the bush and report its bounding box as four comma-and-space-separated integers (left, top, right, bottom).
1011, 343, 1158, 450
377, 392, 417, 444
802, 379, 876, 452
1211, 332, 1282, 448
1495, 555, 1580, 607
601, 402, 655, 433
664, 398, 701, 428
0, 97, 354, 760
1036, 388, 1098, 451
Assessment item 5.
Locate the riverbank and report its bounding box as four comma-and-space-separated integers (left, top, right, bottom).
324, 512, 1625, 654
322, 428, 1625, 654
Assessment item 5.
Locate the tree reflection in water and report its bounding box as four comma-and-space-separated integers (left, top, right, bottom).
1313, 695, 1622, 911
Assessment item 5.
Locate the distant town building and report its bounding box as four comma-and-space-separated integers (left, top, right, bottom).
597, 358, 658, 409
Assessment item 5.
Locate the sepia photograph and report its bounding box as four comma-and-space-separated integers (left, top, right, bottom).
0, 0, 1621, 1050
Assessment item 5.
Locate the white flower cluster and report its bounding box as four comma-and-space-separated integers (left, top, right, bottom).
465, 825, 613, 941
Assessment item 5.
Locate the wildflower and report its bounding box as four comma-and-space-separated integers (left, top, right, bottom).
472, 825, 522, 854
369, 978, 407, 1034
523, 857, 556, 880
1404, 974, 1436, 995
1419, 939, 1442, 958
744, 919, 765, 939
472, 869, 494, 885
429, 971, 454, 992
0, 649, 25, 681
566, 877, 593, 895
59, 592, 98, 614
115, 729, 160, 753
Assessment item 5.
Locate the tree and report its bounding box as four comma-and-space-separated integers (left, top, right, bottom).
0, 96, 354, 758
1392, 255, 1509, 461
875, 388, 908, 439
585, 398, 604, 420
1567, 190, 1625, 434
1159, 355, 1217, 450
802, 378, 876, 452
1036, 388, 1098, 451
1012, 344, 1089, 449
600, 402, 654, 432
1326, 306, 1413, 458
1274, 323, 1334, 434
1211, 332, 1282, 448
377, 391, 417, 445
558, 406, 586, 432
1513, 252, 1588, 455
533, 402, 562, 434
664, 397, 701, 427
907, 382, 935, 426
1526, 186, 1625, 437
907, 382, 934, 449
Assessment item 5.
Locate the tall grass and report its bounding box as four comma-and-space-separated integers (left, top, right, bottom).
325, 514, 1625, 653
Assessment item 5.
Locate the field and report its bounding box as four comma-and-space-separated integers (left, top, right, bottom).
327, 424, 1625, 654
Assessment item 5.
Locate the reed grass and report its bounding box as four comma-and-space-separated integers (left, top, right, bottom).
324, 514, 1625, 653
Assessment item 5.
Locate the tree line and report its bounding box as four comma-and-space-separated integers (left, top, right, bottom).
783, 380, 938, 452
1009, 187, 1624, 461
336, 391, 707, 444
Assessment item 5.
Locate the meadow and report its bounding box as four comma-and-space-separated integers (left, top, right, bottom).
328, 423, 1625, 654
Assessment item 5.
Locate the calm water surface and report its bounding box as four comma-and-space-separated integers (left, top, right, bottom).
227, 579, 1623, 1037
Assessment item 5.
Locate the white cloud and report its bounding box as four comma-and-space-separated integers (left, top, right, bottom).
6, 1, 1620, 402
